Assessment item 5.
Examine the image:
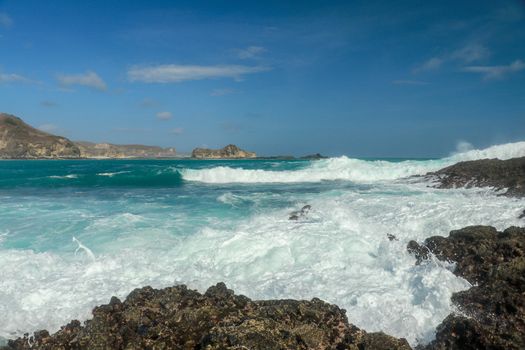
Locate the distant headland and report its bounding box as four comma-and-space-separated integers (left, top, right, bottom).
0, 113, 327, 160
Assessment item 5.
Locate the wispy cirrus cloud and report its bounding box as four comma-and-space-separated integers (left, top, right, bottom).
236, 46, 266, 59
414, 44, 490, 74
0, 72, 35, 84
57, 71, 107, 91
0, 13, 13, 28
463, 59, 525, 80
156, 111, 172, 120
127, 64, 270, 83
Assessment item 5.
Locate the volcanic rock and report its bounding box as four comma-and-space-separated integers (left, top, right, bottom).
3, 283, 410, 350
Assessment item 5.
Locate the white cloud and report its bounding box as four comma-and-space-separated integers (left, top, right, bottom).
414, 44, 491, 74
57, 71, 107, 91
210, 88, 236, 96
236, 46, 266, 59
451, 44, 490, 63
156, 111, 172, 120
413, 57, 443, 73
0, 13, 13, 28
463, 59, 525, 80
127, 64, 270, 83
170, 127, 183, 135
0, 72, 33, 84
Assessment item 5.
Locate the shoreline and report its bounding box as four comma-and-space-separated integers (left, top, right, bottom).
3, 225, 524, 349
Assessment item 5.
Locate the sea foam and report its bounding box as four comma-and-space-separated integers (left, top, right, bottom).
182, 141, 525, 184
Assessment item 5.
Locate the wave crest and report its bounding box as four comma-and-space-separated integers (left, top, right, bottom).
182, 141, 525, 184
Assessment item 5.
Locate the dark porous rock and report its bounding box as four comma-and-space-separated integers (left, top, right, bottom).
426, 156, 525, 196
4, 282, 410, 350
408, 225, 525, 350
289, 204, 312, 220
300, 153, 328, 160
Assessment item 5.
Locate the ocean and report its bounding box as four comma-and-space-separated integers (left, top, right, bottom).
1, 141, 525, 346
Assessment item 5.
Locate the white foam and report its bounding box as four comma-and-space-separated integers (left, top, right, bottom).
48, 174, 78, 179
96, 171, 131, 177
1, 185, 523, 346
182, 141, 525, 184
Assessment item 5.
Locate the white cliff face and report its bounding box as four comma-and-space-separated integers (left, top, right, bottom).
192, 144, 256, 159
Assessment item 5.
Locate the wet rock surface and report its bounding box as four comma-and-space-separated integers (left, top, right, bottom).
408, 225, 525, 350
426, 157, 525, 196
3, 283, 410, 350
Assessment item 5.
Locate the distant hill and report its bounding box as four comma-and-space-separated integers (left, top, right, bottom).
0, 113, 177, 159
76, 141, 177, 159
0, 113, 81, 159
192, 144, 256, 159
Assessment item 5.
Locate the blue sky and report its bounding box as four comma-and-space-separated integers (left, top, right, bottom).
0, 0, 524, 157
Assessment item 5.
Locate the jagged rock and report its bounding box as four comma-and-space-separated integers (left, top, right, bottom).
289, 205, 312, 220
519, 209, 525, 219
3, 283, 410, 350
300, 153, 327, 160
0, 113, 81, 159
75, 141, 177, 158
426, 157, 525, 196
408, 226, 525, 350
192, 144, 256, 159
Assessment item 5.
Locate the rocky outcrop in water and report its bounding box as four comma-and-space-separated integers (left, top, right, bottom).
192, 144, 256, 159
75, 141, 177, 159
427, 157, 525, 196
4, 283, 410, 350
408, 225, 525, 350
0, 113, 81, 159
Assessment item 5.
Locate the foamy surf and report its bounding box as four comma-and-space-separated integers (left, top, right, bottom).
182, 141, 525, 184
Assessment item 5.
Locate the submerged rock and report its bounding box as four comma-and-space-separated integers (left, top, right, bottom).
426, 157, 525, 197
289, 204, 312, 220
408, 225, 525, 350
4, 282, 410, 350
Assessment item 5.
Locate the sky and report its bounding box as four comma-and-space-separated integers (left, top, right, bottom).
0, 0, 524, 157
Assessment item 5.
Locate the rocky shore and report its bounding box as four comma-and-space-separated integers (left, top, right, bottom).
3, 283, 410, 350
408, 225, 525, 349
426, 156, 525, 197
4, 225, 524, 350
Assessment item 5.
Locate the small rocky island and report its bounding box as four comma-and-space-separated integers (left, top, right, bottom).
0, 113, 81, 159
192, 144, 256, 159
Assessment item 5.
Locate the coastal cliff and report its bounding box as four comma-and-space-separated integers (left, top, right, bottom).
0, 113, 177, 159
192, 144, 256, 159
0, 113, 81, 159
76, 141, 177, 159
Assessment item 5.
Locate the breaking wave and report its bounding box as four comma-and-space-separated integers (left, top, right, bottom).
182, 141, 525, 184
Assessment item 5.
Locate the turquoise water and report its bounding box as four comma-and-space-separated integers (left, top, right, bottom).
1, 142, 525, 346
